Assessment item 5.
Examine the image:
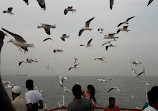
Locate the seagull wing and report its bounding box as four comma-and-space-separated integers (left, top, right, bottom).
147, 0, 153, 6
116, 87, 122, 93
74, 63, 80, 67
106, 46, 109, 51
85, 17, 95, 27
79, 29, 84, 36
2, 28, 26, 42
37, 0, 46, 10
44, 28, 50, 35
108, 88, 114, 93
87, 38, 93, 46
43, 38, 52, 42
64, 9, 68, 15
117, 22, 123, 27
136, 70, 144, 77
23, 0, 29, 5
69, 67, 72, 71
126, 16, 135, 22
132, 68, 137, 75
110, 0, 114, 10
61, 37, 65, 41
117, 29, 121, 34
8, 7, 13, 12
19, 61, 23, 66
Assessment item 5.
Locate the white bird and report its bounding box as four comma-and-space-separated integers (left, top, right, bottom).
57, 75, 67, 87
35, 86, 42, 93
108, 87, 122, 93
96, 78, 106, 82
53, 49, 63, 53
117, 26, 130, 34
3, 7, 14, 15
110, 0, 114, 10
37, 0, 46, 10
139, 81, 150, 86
64, 87, 71, 93
106, 44, 116, 51
43, 38, 53, 42
147, 0, 154, 6
69, 63, 80, 71
79, 17, 95, 36
2, 28, 34, 52
94, 57, 106, 62
38, 24, 56, 35
60, 34, 69, 41
86, 38, 93, 47
98, 28, 104, 34
130, 59, 142, 66
64, 6, 76, 15
117, 16, 135, 27
104, 33, 118, 41
46, 64, 53, 70
132, 68, 145, 77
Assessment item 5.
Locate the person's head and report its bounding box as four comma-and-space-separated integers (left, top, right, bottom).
72, 84, 82, 99
87, 85, 96, 102
26, 79, 34, 90
148, 86, 158, 109
109, 97, 115, 107
12, 86, 21, 100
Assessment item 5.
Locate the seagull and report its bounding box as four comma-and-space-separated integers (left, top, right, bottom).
64, 6, 76, 15
106, 44, 116, 51
57, 75, 67, 87
107, 87, 122, 93
94, 57, 106, 62
35, 86, 42, 93
5, 81, 13, 89
69, 63, 80, 71
64, 87, 71, 93
110, 0, 114, 10
38, 24, 56, 35
139, 81, 150, 86
23, 0, 29, 5
130, 59, 142, 66
101, 40, 115, 47
96, 78, 106, 82
43, 38, 53, 42
117, 26, 130, 34
46, 64, 53, 70
2, 28, 34, 52
79, 17, 95, 36
147, 0, 154, 6
19, 58, 38, 66
2, 80, 11, 86
104, 33, 118, 41
74, 57, 78, 64
132, 68, 145, 77
37, 0, 46, 10
98, 28, 104, 34
3, 7, 14, 15
117, 16, 135, 27
60, 34, 69, 41
86, 38, 93, 47
53, 49, 63, 53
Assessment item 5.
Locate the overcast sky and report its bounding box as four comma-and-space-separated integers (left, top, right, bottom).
0, 0, 158, 76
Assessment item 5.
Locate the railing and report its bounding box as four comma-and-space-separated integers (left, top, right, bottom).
45, 106, 142, 111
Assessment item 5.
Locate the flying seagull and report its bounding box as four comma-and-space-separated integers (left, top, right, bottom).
69, 63, 80, 71
74, 57, 78, 64
57, 75, 67, 87
130, 59, 142, 66
64, 87, 71, 93
147, 0, 154, 6
2, 28, 34, 52
106, 44, 116, 51
37, 0, 46, 10
38, 24, 56, 35
117, 16, 135, 27
53, 49, 63, 53
104, 33, 118, 41
108, 87, 122, 93
94, 57, 106, 62
86, 38, 93, 47
101, 40, 114, 47
132, 68, 145, 77
96, 78, 106, 82
64, 6, 76, 15
3, 7, 14, 15
23, 0, 28, 5
43, 38, 53, 42
117, 26, 130, 34
98, 28, 104, 34
19, 58, 38, 66
79, 17, 95, 36
5, 81, 13, 89
110, 0, 114, 10
60, 34, 69, 41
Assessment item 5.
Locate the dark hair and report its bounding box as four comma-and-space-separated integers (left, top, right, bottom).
109, 97, 115, 102
148, 87, 158, 105
26, 79, 34, 89
87, 85, 96, 103
72, 84, 82, 99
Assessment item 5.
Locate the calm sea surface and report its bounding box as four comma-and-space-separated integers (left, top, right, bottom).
1, 75, 158, 110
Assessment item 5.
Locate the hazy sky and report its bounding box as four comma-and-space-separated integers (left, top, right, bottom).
0, 0, 158, 76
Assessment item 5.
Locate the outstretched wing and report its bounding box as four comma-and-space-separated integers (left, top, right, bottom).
23, 0, 29, 5
117, 22, 123, 27
126, 16, 135, 22
106, 46, 109, 51
8, 7, 13, 12
44, 28, 50, 35
2, 28, 26, 42
85, 17, 95, 27
108, 88, 114, 93
79, 29, 84, 36
147, 0, 153, 6
110, 0, 114, 10
87, 38, 93, 46
64, 9, 68, 15
37, 0, 46, 10
136, 70, 145, 77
